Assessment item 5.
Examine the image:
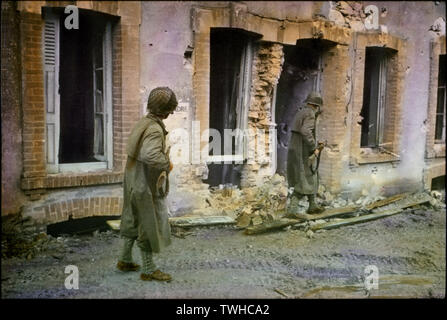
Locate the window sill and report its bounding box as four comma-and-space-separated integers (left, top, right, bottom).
59, 162, 108, 173
21, 171, 124, 191
356, 148, 400, 164
45, 171, 123, 189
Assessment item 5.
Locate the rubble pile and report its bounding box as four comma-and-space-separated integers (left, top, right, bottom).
234, 174, 288, 228
203, 174, 288, 228
201, 185, 244, 217
2, 226, 65, 260
2, 213, 49, 259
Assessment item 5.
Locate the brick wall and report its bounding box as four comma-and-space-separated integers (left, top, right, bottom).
318, 44, 352, 193
22, 185, 124, 224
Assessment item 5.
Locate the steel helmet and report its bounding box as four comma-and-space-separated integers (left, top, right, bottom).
147, 87, 178, 115
304, 91, 323, 107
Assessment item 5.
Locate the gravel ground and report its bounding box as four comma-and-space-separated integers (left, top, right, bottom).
1, 207, 445, 299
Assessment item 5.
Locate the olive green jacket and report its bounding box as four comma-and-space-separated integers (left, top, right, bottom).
120, 114, 171, 253
287, 105, 318, 195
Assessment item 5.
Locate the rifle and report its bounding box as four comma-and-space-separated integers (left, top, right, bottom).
308, 140, 326, 175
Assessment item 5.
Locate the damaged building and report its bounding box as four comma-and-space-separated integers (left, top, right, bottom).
1, 1, 446, 231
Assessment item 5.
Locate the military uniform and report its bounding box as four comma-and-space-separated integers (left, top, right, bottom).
287, 104, 318, 195
117, 87, 177, 282
120, 113, 171, 253
286, 91, 324, 214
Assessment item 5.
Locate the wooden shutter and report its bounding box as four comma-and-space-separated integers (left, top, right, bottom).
236, 40, 253, 159
377, 56, 388, 146
44, 15, 60, 173
104, 22, 113, 169
93, 22, 113, 166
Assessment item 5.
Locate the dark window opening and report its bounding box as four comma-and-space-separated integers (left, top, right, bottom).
435, 54, 446, 142
59, 13, 108, 163
205, 28, 259, 187
360, 47, 395, 148
431, 175, 445, 191
209, 28, 248, 156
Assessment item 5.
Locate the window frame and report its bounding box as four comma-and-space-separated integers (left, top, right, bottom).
207, 31, 254, 164
43, 13, 113, 173
426, 36, 446, 159
349, 33, 406, 165
360, 47, 394, 149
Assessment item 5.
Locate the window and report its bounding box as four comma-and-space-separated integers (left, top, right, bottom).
208, 28, 254, 163
44, 10, 113, 173
360, 47, 395, 148
206, 28, 255, 186
435, 54, 446, 143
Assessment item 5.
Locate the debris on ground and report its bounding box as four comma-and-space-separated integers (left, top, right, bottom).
109, 185, 443, 237
244, 218, 299, 235
3, 174, 445, 260
2, 211, 116, 260
233, 174, 288, 228
242, 187, 443, 236
291, 191, 441, 234
169, 215, 235, 228
107, 215, 235, 231
171, 227, 195, 239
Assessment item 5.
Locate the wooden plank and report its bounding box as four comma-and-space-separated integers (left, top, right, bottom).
108, 215, 236, 230
244, 218, 299, 235
399, 195, 431, 209
293, 206, 359, 221
168, 215, 235, 227
106, 219, 120, 230
365, 193, 409, 211
310, 208, 404, 231
311, 195, 432, 231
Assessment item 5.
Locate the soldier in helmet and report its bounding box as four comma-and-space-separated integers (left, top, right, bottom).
116, 87, 177, 281
287, 91, 325, 215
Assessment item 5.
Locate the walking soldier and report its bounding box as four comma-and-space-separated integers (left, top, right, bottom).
117, 87, 177, 281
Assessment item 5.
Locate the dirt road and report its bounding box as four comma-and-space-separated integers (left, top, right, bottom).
1, 207, 445, 299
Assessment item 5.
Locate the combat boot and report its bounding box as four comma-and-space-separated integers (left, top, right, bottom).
117, 237, 140, 272
286, 191, 305, 215
140, 249, 172, 282
307, 194, 324, 214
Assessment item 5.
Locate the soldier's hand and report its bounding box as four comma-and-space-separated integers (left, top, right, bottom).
314, 149, 320, 156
